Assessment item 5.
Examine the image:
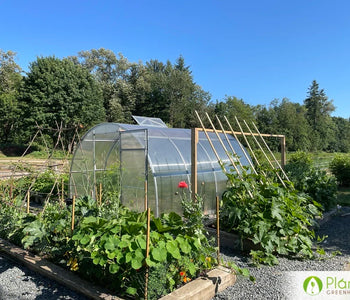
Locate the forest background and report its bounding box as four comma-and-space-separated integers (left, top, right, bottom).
1, 48, 349, 154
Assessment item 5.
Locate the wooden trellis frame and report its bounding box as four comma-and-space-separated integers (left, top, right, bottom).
190, 124, 286, 199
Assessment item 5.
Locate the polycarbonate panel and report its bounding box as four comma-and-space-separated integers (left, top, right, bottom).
132, 115, 168, 128
120, 130, 147, 212
70, 121, 252, 217
148, 138, 187, 176
69, 123, 122, 198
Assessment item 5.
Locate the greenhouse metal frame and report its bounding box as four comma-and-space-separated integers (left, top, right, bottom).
69, 116, 253, 216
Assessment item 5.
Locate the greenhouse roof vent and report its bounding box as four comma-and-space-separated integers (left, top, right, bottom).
132, 115, 168, 128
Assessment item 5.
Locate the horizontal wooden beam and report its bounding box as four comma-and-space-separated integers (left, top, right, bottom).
195, 128, 285, 138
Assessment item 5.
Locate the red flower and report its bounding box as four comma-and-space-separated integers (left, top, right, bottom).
179, 271, 186, 277
178, 181, 188, 189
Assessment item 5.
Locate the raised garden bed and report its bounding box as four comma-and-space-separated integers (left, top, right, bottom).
0, 237, 236, 300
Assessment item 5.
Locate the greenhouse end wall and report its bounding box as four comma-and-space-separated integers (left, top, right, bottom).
69, 122, 251, 216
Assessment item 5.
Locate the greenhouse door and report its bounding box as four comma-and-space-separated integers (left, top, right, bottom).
119, 129, 148, 212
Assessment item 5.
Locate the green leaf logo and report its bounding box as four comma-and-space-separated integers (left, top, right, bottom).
303, 276, 323, 296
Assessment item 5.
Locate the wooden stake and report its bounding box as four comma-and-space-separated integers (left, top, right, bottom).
234, 116, 261, 168
95, 185, 98, 204
216, 196, 220, 265
71, 196, 76, 231
252, 122, 290, 181
99, 183, 102, 206
61, 178, 64, 204
205, 112, 242, 178
10, 179, 13, 201
222, 116, 257, 175
243, 120, 286, 188
195, 111, 253, 199
26, 191, 30, 214
195, 111, 224, 168
145, 207, 151, 300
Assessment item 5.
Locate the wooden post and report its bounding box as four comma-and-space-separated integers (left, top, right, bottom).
191, 128, 198, 201
281, 136, 286, 169
145, 207, 151, 300
26, 191, 30, 214
216, 196, 220, 265
71, 195, 76, 231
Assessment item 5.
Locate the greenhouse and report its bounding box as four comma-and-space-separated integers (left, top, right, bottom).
69, 116, 251, 216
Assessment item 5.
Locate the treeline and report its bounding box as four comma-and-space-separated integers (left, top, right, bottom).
0, 48, 349, 153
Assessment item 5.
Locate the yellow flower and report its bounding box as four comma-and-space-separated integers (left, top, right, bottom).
67, 257, 73, 266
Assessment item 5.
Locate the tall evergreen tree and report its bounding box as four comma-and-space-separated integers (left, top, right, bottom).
304, 80, 335, 151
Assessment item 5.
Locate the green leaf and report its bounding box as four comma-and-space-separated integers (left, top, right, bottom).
136, 235, 146, 250
109, 263, 119, 274
151, 247, 167, 262
166, 240, 181, 259
126, 287, 137, 296
80, 234, 91, 245
131, 257, 143, 270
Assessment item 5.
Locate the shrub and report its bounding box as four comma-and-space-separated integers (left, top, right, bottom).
285, 151, 337, 211
329, 154, 350, 187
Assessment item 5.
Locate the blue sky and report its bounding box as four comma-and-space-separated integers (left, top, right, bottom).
1, 0, 349, 118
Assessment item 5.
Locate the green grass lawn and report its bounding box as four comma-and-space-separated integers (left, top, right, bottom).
337, 186, 350, 206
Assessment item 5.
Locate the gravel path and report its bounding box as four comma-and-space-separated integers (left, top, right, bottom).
0, 254, 88, 300
213, 207, 350, 300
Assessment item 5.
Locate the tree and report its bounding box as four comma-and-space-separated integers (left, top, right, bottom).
0, 50, 22, 143
71, 48, 135, 122
330, 117, 350, 152
214, 96, 256, 127
20, 56, 105, 149
304, 80, 335, 151
273, 99, 311, 151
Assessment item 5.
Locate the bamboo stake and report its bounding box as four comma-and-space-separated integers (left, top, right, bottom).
61, 178, 64, 205
222, 116, 257, 175
216, 196, 220, 265
95, 185, 98, 204
215, 116, 246, 171
234, 116, 261, 168
71, 195, 76, 231
195, 111, 224, 168
252, 122, 290, 181
99, 182, 102, 206
145, 207, 151, 300
243, 120, 286, 188
26, 191, 30, 214
196, 111, 253, 199
10, 179, 13, 201
205, 112, 242, 178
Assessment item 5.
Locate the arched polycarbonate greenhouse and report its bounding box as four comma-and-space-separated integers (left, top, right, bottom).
69, 116, 251, 216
